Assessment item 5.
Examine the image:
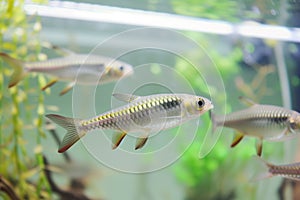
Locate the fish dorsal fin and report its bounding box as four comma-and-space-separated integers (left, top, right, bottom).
112, 132, 127, 149
230, 133, 244, 148
135, 135, 149, 150
113, 93, 140, 103
256, 139, 263, 157
42, 42, 76, 56
238, 96, 257, 107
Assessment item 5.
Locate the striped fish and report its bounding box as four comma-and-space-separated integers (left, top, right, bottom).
210, 97, 300, 156
46, 93, 213, 153
255, 157, 300, 181
0, 52, 133, 95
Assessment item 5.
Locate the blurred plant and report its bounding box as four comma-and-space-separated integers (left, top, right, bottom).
45, 121, 102, 200
173, 35, 239, 199
235, 0, 281, 24
172, 31, 282, 199
235, 65, 275, 102
0, 0, 52, 199
170, 0, 281, 25
1, 3, 103, 199
171, 0, 239, 21
173, 135, 256, 200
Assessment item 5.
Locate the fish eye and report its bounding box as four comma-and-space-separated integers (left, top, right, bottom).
119, 66, 124, 71
197, 98, 205, 108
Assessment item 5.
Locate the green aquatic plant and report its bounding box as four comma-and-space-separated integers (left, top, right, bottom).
0, 2, 102, 199
0, 0, 52, 199
172, 32, 284, 199
171, 0, 239, 21
172, 37, 242, 199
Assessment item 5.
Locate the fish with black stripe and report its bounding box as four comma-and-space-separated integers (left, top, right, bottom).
254, 157, 300, 181
46, 93, 213, 153
210, 97, 300, 156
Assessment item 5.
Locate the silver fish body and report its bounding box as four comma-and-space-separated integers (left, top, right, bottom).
0, 52, 133, 94
256, 157, 300, 181
82, 94, 210, 133
215, 105, 298, 141
25, 54, 133, 84
211, 97, 300, 156
46, 93, 213, 153
268, 162, 300, 180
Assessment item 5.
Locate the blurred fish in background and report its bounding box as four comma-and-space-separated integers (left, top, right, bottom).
0, 46, 133, 95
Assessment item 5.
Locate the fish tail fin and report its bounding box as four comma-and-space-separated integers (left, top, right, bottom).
0, 52, 27, 88
250, 156, 273, 182
46, 114, 86, 153
198, 111, 222, 158
209, 110, 218, 134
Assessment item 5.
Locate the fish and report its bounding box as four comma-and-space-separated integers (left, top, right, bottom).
46, 93, 213, 153
210, 97, 300, 156
254, 157, 300, 181
0, 51, 133, 95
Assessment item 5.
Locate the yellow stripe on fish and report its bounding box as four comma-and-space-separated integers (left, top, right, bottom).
46, 93, 213, 153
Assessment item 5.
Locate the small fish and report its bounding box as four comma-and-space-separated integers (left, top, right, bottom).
46, 93, 213, 153
210, 97, 300, 156
254, 157, 300, 181
0, 52, 133, 95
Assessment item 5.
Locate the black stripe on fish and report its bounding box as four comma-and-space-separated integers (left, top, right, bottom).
160, 98, 181, 110
269, 165, 300, 177
247, 115, 289, 126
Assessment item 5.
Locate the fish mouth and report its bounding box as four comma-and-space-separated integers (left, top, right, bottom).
207, 101, 214, 110
123, 67, 134, 77
127, 69, 134, 76
199, 101, 214, 113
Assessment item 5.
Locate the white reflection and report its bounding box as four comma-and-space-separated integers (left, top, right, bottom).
24, 0, 300, 42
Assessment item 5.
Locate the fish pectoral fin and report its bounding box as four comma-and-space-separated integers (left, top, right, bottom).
113, 93, 141, 103
255, 138, 263, 157
41, 78, 58, 91
102, 65, 112, 75
269, 128, 296, 142
238, 96, 257, 107
135, 135, 149, 150
59, 82, 75, 96
284, 127, 292, 136
157, 115, 182, 120
112, 132, 127, 150
230, 133, 244, 148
